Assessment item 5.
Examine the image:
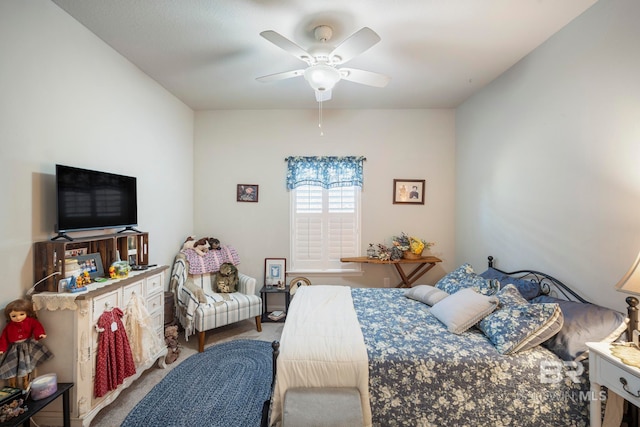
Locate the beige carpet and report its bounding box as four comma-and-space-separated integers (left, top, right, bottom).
89, 320, 283, 427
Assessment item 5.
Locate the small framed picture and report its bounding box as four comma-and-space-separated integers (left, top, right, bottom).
264, 258, 286, 287
237, 184, 259, 202
74, 253, 105, 278
393, 179, 425, 205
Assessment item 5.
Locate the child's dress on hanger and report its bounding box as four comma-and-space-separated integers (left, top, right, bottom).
94, 307, 136, 397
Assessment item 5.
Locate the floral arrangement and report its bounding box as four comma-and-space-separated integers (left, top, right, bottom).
392, 232, 434, 255
371, 233, 435, 261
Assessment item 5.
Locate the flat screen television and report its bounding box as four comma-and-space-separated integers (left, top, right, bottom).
55, 164, 138, 236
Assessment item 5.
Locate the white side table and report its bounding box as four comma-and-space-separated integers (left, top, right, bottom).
587, 342, 640, 427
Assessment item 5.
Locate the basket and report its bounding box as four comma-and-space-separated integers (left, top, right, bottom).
403, 250, 423, 260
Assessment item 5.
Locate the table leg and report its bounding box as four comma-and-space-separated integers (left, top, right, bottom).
394, 262, 436, 288
63, 387, 71, 427
590, 381, 602, 427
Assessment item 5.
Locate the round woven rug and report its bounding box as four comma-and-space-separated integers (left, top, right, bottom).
122, 339, 272, 427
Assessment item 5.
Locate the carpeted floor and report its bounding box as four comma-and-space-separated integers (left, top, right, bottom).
121, 339, 273, 427
89, 321, 283, 427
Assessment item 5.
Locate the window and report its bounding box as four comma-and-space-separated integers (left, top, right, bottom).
286, 156, 365, 273
290, 185, 360, 271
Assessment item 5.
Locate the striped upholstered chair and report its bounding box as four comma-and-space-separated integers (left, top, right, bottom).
170, 252, 262, 352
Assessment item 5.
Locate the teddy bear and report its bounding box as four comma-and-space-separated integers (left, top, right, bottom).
164, 325, 181, 364
214, 262, 239, 293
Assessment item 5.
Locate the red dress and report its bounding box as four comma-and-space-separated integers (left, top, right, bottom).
94, 308, 136, 397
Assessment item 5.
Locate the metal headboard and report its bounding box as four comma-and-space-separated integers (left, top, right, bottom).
488, 255, 638, 341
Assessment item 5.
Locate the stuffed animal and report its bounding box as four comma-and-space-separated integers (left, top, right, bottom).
207, 237, 221, 250
181, 236, 196, 251
192, 238, 210, 256
214, 262, 239, 293
164, 325, 181, 364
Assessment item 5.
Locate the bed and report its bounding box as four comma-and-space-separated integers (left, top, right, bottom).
269, 257, 632, 427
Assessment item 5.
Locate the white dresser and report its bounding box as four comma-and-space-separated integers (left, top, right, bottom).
31, 266, 168, 427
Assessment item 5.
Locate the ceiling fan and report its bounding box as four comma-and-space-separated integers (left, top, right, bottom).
256, 25, 390, 102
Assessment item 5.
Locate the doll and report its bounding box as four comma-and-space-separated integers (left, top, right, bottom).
0, 299, 54, 389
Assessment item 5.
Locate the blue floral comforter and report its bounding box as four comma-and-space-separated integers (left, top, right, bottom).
351, 288, 590, 427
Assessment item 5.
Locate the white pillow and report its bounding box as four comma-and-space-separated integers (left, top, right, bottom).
405, 285, 449, 306
430, 288, 499, 334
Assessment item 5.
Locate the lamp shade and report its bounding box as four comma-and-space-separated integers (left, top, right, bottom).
304, 64, 341, 92
615, 252, 640, 295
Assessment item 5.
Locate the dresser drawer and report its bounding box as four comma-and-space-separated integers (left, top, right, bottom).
599, 356, 640, 407
123, 280, 144, 306
92, 290, 120, 322
146, 291, 164, 315
146, 273, 164, 297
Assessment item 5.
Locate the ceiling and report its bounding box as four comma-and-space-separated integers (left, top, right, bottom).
51, 0, 597, 111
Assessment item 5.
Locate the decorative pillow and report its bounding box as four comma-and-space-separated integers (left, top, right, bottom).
435, 263, 499, 296
405, 285, 449, 306
430, 288, 499, 334
479, 267, 541, 300
478, 285, 563, 355
183, 278, 207, 303
530, 295, 628, 361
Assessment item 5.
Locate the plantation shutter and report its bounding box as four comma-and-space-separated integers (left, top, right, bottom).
287, 157, 364, 272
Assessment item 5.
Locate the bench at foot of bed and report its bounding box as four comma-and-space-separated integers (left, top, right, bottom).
282, 387, 364, 427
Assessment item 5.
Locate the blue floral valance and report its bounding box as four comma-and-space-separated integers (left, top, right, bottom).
286, 156, 365, 189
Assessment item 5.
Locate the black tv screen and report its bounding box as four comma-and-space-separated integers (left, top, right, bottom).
56, 164, 137, 233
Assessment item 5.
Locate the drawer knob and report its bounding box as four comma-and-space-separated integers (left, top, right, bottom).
620, 377, 640, 397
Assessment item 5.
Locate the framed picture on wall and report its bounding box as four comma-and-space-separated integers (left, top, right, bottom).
393, 179, 425, 205
237, 184, 259, 202
264, 258, 286, 287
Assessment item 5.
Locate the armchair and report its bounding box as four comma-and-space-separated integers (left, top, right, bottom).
170, 253, 262, 352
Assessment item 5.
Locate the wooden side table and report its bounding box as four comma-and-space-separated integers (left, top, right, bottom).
261, 286, 291, 322
587, 342, 640, 427
340, 256, 442, 288
0, 383, 73, 427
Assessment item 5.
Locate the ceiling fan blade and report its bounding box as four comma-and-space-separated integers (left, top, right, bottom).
330, 27, 381, 65
260, 30, 313, 64
256, 69, 304, 83
339, 68, 390, 88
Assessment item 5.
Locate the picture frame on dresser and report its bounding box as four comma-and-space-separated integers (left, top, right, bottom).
74, 253, 104, 279
393, 179, 425, 205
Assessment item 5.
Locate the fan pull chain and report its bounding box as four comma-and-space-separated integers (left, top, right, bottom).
318, 98, 324, 136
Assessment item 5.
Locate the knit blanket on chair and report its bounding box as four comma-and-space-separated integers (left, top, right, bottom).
181, 246, 240, 275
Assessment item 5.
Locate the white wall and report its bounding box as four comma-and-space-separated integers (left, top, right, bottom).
194, 109, 456, 289
456, 0, 640, 312
0, 1, 195, 310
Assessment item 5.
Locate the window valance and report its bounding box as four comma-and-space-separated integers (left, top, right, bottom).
285, 156, 365, 189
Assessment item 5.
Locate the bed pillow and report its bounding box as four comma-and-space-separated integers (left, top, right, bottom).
430, 288, 499, 334
405, 285, 449, 306
435, 263, 500, 296
530, 295, 628, 361
478, 285, 563, 355
479, 267, 541, 300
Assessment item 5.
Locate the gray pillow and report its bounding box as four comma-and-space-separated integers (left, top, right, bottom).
405, 285, 449, 306
530, 295, 628, 361
430, 288, 499, 334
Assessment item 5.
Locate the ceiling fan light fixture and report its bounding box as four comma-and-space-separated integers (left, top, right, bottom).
304, 64, 341, 92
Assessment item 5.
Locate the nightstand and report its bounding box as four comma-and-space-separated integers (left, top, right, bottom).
261, 285, 290, 322
587, 342, 640, 427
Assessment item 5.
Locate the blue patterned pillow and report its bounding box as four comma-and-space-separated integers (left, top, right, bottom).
479, 267, 541, 300
435, 263, 499, 296
478, 285, 563, 355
